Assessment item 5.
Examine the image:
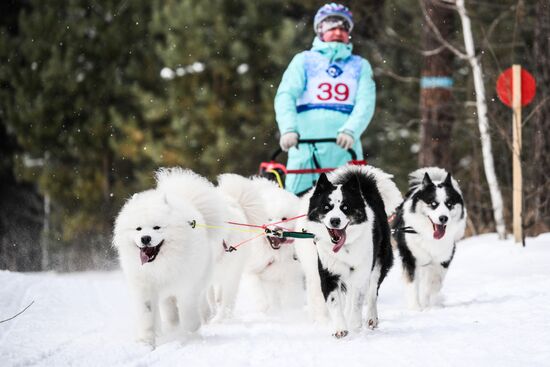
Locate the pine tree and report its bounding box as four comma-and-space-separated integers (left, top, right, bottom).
0, 0, 163, 269
151, 0, 308, 179
0, 0, 44, 271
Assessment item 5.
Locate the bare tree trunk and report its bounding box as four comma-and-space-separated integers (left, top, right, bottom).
455, 0, 506, 239
419, 0, 455, 170
533, 0, 550, 233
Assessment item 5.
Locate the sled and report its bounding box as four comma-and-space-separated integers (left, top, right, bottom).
259, 138, 367, 189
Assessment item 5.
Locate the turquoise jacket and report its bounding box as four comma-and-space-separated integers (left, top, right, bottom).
274, 37, 376, 194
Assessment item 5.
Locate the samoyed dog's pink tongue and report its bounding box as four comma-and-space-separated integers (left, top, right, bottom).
433, 223, 446, 239
327, 227, 347, 253
140, 249, 150, 265
140, 245, 162, 265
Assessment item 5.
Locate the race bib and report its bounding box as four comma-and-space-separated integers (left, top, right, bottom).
296, 51, 362, 114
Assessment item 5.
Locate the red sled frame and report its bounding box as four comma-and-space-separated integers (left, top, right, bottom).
259, 138, 367, 188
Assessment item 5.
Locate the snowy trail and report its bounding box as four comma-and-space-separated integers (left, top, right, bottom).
1, 233, 549, 367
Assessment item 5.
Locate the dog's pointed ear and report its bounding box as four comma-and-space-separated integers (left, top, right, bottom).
422, 172, 433, 187
314, 173, 334, 193
310, 173, 334, 207
443, 172, 453, 187
308, 174, 332, 220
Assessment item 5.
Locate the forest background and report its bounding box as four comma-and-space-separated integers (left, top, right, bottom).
1, 0, 548, 271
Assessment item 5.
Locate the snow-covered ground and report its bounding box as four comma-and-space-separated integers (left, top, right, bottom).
1, 233, 549, 367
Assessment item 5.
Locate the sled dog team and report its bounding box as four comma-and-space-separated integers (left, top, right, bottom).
113, 165, 466, 346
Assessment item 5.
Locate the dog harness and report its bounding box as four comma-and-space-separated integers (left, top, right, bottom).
189, 214, 315, 252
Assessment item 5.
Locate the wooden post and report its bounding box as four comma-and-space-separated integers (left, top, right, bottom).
512, 65, 523, 245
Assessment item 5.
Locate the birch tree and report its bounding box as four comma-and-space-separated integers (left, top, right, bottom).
425, 0, 506, 239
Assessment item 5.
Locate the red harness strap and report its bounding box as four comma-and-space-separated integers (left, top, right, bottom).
223, 214, 308, 252
223, 232, 267, 252
226, 213, 307, 231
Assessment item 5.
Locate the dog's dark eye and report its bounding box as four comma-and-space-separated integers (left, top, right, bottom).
281, 217, 287, 221
430, 202, 438, 209
136, 227, 142, 231
153, 226, 161, 230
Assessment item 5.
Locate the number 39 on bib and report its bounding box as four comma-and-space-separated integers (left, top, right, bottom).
296, 52, 362, 115
316, 82, 350, 101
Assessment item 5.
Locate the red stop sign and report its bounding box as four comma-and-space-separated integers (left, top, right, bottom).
496, 67, 536, 107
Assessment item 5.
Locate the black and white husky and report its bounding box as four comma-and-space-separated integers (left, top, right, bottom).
392, 167, 466, 310
295, 165, 402, 338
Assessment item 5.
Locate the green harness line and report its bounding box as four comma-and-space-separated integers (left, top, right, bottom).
188, 214, 316, 252
264, 227, 315, 239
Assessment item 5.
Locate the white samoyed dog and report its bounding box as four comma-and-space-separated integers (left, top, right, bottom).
204, 173, 266, 322
113, 168, 263, 346
240, 177, 304, 313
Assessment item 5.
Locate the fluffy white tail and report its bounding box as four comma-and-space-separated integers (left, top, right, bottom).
330, 165, 403, 216
155, 167, 226, 243
217, 174, 267, 227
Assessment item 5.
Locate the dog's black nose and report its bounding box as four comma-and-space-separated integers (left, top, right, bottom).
439, 215, 448, 224
141, 235, 151, 245
330, 217, 341, 228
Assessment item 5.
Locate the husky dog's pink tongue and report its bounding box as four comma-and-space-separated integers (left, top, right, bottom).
327, 227, 347, 253
432, 223, 446, 240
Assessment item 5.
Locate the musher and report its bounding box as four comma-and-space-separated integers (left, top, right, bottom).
274, 3, 376, 195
